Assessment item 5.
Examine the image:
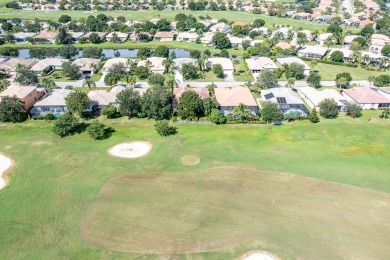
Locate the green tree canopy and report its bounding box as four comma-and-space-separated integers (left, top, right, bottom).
65, 91, 90, 115
177, 91, 204, 119
319, 98, 339, 118
116, 88, 141, 118
0, 96, 26, 122
261, 101, 284, 123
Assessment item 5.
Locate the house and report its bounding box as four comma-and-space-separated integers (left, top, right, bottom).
214, 87, 259, 115
0, 85, 44, 110
245, 57, 278, 76
342, 87, 390, 109
276, 57, 310, 76
328, 48, 355, 63
13, 32, 36, 44
317, 33, 334, 46
102, 58, 131, 73
33, 31, 58, 44
72, 58, 101, 75
88, 86, 126, 110
82, 32, 107, 42
378, 87, 390, 100
315, 15, 332, 23
173, 87, 210, 108
173, 58, 197, 70
232, 21, 246, 27
271, 27, 291, 39
0, 58, 36, 76
31, 58, 68, 74
275, 42, 292, 50
200, 33, 214, 45
209, 22, 230, 33
297, 45, 328, 59
369, 34, 390, 54
154, 31, 175, 41
297, 86, 347, 111
293, 12, 311, 20
229, 36, 245, 47
150, 18, 161, 25
138, 57, 166, 74
29, 89, 73, 116
129, 32, 152, 42
204, 58, 234, 72
106, 32, 128, 42
250, 27, 269, 35
68, 32, 84, 43
343, 35, 359, 46
177, 32, 198, 42
261, 88, 310, 116
297, 30, 314, 41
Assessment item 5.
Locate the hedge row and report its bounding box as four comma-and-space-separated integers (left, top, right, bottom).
300, 57, 358, 68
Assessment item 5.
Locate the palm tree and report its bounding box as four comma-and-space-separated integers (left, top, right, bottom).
83, 79, 96, 91
89, 63, 99, 74
379, 109, 390, 119
232, 103, 252, 123
286, 78, 295, 88
126, 58, 135, 72
162, 58, 175, 74
324, 35, 334, 49
309, 60, 318, 71
125, 75, 136, 87
336, 77, 348, 89
0, 79, 10, 91
368, 76, 376, 87
40, 78, 56, 93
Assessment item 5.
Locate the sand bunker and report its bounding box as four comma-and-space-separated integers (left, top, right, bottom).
240, 251, 280, 260
108, 141, 152, 158
0, 154, 13, 190
180, 155, 200, 166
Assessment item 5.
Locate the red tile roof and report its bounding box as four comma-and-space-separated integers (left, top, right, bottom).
154, 32, 174, 38
343, 87, 390, 104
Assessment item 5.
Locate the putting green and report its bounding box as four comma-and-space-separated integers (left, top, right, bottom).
180, 155, 200, 166
80, 166, 390, 257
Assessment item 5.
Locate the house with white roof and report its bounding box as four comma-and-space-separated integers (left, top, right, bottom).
88, 86, 126, 110
215, 87, 259, 115
297, 86, 347, 111
173, 58, 197, 70
316, 33, 334, 46
138, 57, 166, 74
343, 35, 360, 46
369, 34, 390, 54
297, 45, 328, 59
72, 58, 100, 75
177, 32, 198, 42
106, 32, 128, 42
378, 87, 390, 100
200, 33, 214, 45
328, 48, 355, 63
261, 88, 310, 117
13, 32, 36, 44
245, 57, 278, 76
276, 57, 311, 76
29, 89, 73, 116
31, 58, 68, 74
204, 58, 234, 71
102, 58, 131, 73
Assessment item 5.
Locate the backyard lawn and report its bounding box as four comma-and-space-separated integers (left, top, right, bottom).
316, 63, 389, 81
0, 111, 390, 259
233, 59, 254, 82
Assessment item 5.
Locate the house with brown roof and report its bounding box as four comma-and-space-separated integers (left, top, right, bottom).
72, 58, 100, 75
88, 86, 126, 110
154, 32, 175, 41
0, 58, 36, 76
245, 57, 278, 75
106, 32, 128, 42
29, 89, 73, 116
82, 32, 107, 42
33, 31, 58, 44
129, 32, 152, 42
0, 85, 44, 110
173, 87, 210, 109
214, 87, 259, 115
342, 87, 390, 109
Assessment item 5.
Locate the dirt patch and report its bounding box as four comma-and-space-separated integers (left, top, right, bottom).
107, 141, 152, 159
31, 141, 53, 146
180, 155, 200, 166
239, 251, 280, 260
0, 154, 14, 190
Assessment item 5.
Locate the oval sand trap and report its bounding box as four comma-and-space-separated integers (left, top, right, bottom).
0, 154, 13, 190
180, 155, 200, 166
108, 141, 152, 158
240, 251, 280, 260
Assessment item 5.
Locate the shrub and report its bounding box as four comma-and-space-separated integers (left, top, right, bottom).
319, 98, 339, 119
101, 105, 117, 118
308, 108, 320, 123
155, 120, 177, 136
87, 121, 111, 140
52, 113, 80, 137
209, 109, 227, 124
345, 102, 362, 118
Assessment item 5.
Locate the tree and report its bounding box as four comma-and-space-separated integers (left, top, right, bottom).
381, 45, 390, 57
189, 50, 201, 59
360, 25, 374, 38
242, 40, 251, 51
326, 24, 343, 34
345, 102, 362, 118
0, 79, 10, 91
181, 63, 198, 80
318, 98, 339, 118
154, 45, 169, 58
213, 64, 224, 78
56, 27, 73, 44
335, 72, 352, 88
52, 113, 80, 138
82, 79, 96, 91
101, 105, 117, 118
202, 97, 217, 116
285, 62, 305, 80
40, 77, 56, 93
15, 65, 38, 86
87, 121, 110, 140
209, 108, 227, 124
59, 45, 78, 59
62, 61, 81, 80
116, 88, 141, 118
134, 66, 149, 80
147, 73, 165, 87
82, 47, 102, 59
137, 48, 152, 59
261, 101, 284, 123
368, 76, 376, 87
65, 91, 90, 115
155, 120, 177, 136
232, 103, 252, 123
58, 15, 72, 23
374, 75, 390, 87
219, 49, 229, 58
257, 70, 277, 88
211, 32, 232, 49
308, 108, 320, 123
177, 91, 203, 119
252, 19, 265, 28
88, 33, 101, 44
309, 60, 318, 71
306, 71, 321, 87
330, 50, 344, 62
286, 78, 295, 88
0, 96, 26, 123
141, 86, 173, 119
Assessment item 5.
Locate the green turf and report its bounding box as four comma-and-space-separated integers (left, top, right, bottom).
0, 111, 390, 259
315, 63, 390, 80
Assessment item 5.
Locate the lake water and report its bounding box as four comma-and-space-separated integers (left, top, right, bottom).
17, 48, 192, 59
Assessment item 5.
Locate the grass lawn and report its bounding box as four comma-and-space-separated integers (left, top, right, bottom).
198, 70, 224, 82
89, 73, 102, 81
233, 59, 254, 82
42, 74, 77, 82
316, 63, 389, 80
1, 112, 390, 259
0, 9, 360, 32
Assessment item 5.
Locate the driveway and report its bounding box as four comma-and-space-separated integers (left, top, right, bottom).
224, 71, 235, 82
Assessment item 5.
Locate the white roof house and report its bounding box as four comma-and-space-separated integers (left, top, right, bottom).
245, 57, 278, 73
137, 57, 166, 74
72, 58, 100, 74
297, 86, 347, 111
102, 58, 131, 73
88, 86, 126, 107
177, 32, 198, 42
261, 87, 310, 116
204, 58, 234, 71
106, 32, 128, 41
276, 57, 311, 75
29, 89, 73, 116
200, 33, 214, 45
297, 45, 328, 59
328, 48, 355, 62
173, 58, 197, 70
31, 58, 68, 72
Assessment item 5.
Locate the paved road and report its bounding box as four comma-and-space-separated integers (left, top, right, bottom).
342, 0, 354, 15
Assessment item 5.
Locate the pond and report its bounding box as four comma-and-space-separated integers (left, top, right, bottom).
17, 48, 192, 59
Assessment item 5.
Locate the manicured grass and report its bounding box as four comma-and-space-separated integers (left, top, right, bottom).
1, 112, 390, 259
233, 59, 254, 82
0, 9, 359, 32
42, 74, 77, 82
89, 73, 102, 81
315, 63, 389, 81
198, 70, 224, 82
